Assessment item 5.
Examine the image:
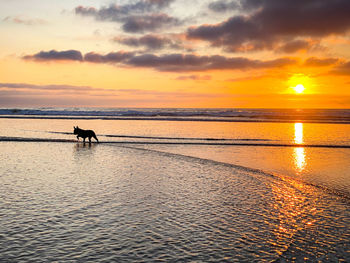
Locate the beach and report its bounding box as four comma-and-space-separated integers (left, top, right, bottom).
3, 0, 350, 261
0, 109, 350, 261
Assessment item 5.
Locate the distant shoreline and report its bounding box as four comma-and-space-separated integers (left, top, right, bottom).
1, 115, 350, 124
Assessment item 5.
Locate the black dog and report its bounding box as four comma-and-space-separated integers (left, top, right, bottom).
73, 126, 99, 143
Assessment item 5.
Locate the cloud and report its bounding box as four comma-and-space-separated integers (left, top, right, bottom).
113, 34, 183, 50
126, 53, 296, 72
23, 50, 83, 61
187, 0, 350, 52
75, 0, 174, 18
75, 1, 179, 33
176, 75, 212, 80
329, 61, 350, 75
226, 75, 266, 82
84, 51, 135, 63
3, 16, 47, 25
23, 50, 297, 72
304, 57, 340, 67
208, 1, 240, 12
0, 82, 110, 93
277, 40, 312, 53
0, 83, 126, 108
0, 82, 227, 107
122, 13, 180, 33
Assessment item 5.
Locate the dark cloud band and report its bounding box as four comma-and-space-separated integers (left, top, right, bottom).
75, 0, 179, 33
23, 50, 297, 72
23, 50, 83, 61
188, 0, 350, 52
113, 34, 183, 50
84, 51, 135, 63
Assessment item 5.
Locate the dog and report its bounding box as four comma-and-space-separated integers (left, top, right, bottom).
73, 126, 99, 143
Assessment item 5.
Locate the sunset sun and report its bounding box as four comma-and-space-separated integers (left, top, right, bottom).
288, 74, 312, 95
293, 84, 305, 94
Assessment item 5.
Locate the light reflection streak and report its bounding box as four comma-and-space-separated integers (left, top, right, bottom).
270, 175, 318, 254
294, 123, 303, 144
293, 123, 307, 172
294, 147, 306, 172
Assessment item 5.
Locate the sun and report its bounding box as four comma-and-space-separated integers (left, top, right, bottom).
287, 74, 312, 94
293, 84, 305, 94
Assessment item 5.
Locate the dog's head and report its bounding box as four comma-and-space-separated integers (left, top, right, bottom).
73, 126, 79, 134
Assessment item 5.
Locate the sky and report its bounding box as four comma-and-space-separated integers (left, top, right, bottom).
1, 0, 350, 108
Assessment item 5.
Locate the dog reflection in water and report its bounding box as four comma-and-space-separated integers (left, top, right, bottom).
73, 126, 99, 143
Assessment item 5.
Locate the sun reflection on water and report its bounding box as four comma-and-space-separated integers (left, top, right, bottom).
269, 175, 319, 255
294, 123, 303, 144
293, 123, 307, 172
294, 147, 306, 172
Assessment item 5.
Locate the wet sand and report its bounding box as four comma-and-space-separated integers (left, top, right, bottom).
0, 141, 349, 262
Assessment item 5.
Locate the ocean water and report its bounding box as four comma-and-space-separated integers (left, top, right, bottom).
0, 108, 349, 261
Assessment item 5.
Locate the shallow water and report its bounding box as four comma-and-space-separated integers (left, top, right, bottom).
1, 117, 350, 261
141, 144, 350, 196
1, 118, 350, 195
0, 142, 349, 262
2, 118, 350, 145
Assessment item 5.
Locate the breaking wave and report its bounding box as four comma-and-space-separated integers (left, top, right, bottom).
2, 108, 350, 123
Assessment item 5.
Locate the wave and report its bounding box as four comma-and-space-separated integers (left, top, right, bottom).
45, 130, 271, 141
0, 136, 75, 142
104, 135, 271, 141
2, 108, 350, 123
1, 136, 350, 148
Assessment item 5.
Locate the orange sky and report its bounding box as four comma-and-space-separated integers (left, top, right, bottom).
1, 0, 350, 108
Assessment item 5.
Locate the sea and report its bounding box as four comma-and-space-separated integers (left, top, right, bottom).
0, 108, 349, 262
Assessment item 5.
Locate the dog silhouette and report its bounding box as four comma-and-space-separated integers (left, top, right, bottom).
73, 126, 99, 143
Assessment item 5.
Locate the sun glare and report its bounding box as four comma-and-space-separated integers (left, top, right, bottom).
293, 84, 305, 94
288, 74, 312, 95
